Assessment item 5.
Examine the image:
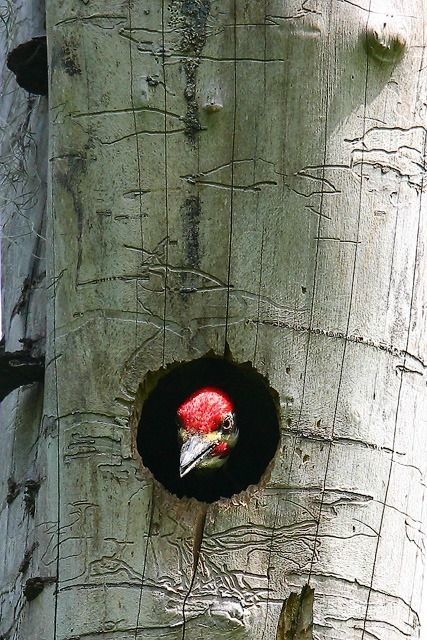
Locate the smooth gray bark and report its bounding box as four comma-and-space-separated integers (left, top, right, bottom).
1, 1, 427, 639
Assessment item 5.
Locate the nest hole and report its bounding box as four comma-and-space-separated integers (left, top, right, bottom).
136, 357, 280, 503
7, 36, 48, 96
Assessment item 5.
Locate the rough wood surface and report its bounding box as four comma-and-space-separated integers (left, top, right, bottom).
1, 1, 427, 639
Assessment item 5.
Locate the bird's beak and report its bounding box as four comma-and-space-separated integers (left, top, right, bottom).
179, 434, 216, 478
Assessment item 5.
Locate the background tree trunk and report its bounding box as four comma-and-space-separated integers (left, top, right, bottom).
0, 0, 48, 637
1, 1, 427, 639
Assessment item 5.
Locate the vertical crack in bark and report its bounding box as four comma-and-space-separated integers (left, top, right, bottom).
181, 504, 208, 640
276, 585, 314, 640
133, 485, 155, 640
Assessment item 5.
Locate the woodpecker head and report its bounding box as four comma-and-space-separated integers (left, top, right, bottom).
177, 386, 238, 478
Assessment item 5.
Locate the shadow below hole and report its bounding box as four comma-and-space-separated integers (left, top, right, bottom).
137, 357, 280, 502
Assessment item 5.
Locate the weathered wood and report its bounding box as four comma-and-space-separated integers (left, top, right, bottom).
1, 1, 427, 639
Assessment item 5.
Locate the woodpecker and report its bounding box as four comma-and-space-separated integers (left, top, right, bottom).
177, 386, 238, 478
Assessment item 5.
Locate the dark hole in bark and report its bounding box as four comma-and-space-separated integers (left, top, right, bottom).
137, 357, 280, 502
7, 36, 48, 96
23, 577, 45, 601
23, 576, 55, 601
0, 339, 45, 401
24, 479, 41, 517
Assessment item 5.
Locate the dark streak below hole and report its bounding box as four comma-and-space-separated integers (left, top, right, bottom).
181, 195, 201, 271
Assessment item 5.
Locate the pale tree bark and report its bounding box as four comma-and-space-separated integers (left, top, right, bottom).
1, 1, 427, 640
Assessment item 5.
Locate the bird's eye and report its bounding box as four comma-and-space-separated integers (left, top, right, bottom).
222, 414, 234, 431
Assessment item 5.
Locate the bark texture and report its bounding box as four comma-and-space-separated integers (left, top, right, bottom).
1, 1, 427, 639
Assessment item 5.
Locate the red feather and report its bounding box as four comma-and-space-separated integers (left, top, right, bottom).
213, 442, 230, 457
177, 386, 233, 434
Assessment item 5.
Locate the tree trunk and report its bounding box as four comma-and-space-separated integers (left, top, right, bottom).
0, 0, 48, 637
1, 1, 427, 639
